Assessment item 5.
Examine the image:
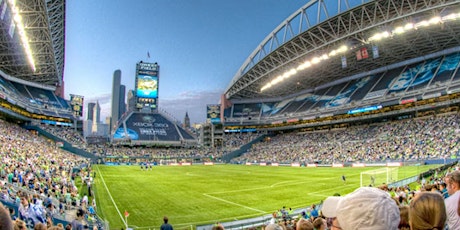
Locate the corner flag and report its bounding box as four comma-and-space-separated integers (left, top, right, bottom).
124, 210, 129, 218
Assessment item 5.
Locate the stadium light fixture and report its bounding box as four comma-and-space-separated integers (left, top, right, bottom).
9, 0, 36, 72
367, 12, 460, 44
392, 26, 405, 34
261, 45, 349, 92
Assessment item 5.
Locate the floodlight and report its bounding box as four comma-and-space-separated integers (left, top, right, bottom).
404, 23, 414, 30
429, 16, 441, 24
415, 20, 429, 28
393, 26, 405, 34
8, 0, 35, 72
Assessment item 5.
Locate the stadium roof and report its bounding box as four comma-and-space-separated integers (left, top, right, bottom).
225, 0, 460, 101
0, 0, 65, 87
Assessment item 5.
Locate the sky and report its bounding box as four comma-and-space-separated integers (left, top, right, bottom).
64, 0, 308, 124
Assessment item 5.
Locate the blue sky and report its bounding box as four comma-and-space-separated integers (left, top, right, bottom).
64, 0, 307, 124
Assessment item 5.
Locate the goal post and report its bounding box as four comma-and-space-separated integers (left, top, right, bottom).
360, 167, 399, 187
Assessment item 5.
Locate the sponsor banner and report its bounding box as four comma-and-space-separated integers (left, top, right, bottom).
422, 92, 441, 100
291, 163, 301, 167
204, 162, 214, 166
448, 88, 460, 94
352, 163, 366, 167
7, 98, 15, 104
287, 118, 299, 123
260, 162, 267, 166
170, 163, 180, 166
271, 163, 279, 166
320, 113, 333, 118
307, 164, 318, 167
304, 116, 316, 120
271, 120, 283, 125
387, 162, 402, 167
181, 162, 192, 166
400, 98, 416, 104
0, 93, 5, 99
363, 89, 387, 100
332, 163, 344, 167
246, 162, 252, 166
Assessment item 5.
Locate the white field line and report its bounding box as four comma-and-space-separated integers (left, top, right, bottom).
202, 193, 266, 214
96, 166, 127, 227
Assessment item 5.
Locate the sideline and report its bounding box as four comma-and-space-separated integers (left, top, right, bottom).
95, 165, 128, 227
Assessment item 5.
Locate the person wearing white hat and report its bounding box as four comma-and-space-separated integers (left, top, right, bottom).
321, 187, 400, 230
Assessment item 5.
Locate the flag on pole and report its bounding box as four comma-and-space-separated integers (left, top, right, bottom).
147, 52, 150, 59
124, 210, 129, 218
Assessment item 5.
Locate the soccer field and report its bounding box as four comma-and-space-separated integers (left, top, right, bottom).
93, 164, 436, 229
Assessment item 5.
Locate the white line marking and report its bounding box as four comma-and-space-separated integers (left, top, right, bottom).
96, 166, 127, 227
203, 193, 266, 214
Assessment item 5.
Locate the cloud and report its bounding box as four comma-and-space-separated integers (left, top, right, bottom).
81, 90, 222, 124
160, 89, 223, 124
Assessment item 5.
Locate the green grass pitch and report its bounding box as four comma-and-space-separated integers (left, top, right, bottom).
93, 164, 436, 229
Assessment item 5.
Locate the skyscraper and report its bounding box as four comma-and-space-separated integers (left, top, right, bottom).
111, 70, 121, 131
127, 89, 136, 112
87, 102, 95, 121
119, 84, 126, 119
92, 101, 101, 134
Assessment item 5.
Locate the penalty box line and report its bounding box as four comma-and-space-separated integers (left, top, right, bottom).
202, 193, 266, 214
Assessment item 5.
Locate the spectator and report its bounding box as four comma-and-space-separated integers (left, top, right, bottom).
14, 219, 27, 230
321, 187, 400, 230
296, 218, 313, 230
444, 170, 460, 229
0, 203, 13, 230
312, 217, 326, 230
71, 209, 85, 230
264, 223, 283, 230
398, 206, 410, 230
409, 192, 446, 230
160, 216, 173, 230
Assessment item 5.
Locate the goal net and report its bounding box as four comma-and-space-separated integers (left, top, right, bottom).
360, 167, 399, 187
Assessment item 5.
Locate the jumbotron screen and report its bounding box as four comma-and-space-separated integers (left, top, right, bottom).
136, 75, 158, 99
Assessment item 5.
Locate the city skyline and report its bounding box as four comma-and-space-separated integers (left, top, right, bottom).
63, 0, 307, 124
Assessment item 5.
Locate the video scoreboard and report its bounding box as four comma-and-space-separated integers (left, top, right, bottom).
135, 62, 159, 111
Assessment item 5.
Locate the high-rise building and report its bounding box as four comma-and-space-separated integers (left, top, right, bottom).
119, 84, 126, 119
111, 70, 121, 132
87, 102, 95, 121
127, 89, 136, 112
92, 101, 101, 134
93, 101, 101, 123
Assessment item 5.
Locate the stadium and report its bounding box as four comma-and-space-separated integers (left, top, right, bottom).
1, 0, 460, 230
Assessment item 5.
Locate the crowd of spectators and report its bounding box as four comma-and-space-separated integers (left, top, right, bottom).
234, 113, 460, 164
38, 124, 86, 149
0, 119, 97, 229
222, 132, 259, 151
